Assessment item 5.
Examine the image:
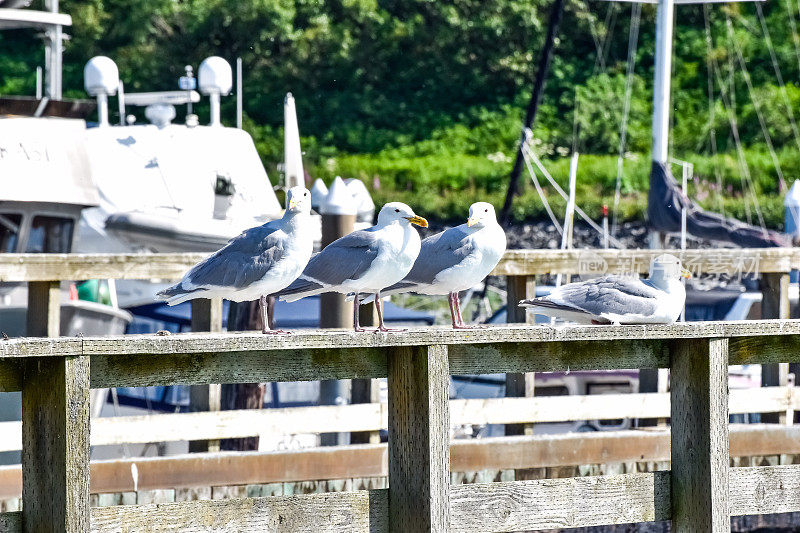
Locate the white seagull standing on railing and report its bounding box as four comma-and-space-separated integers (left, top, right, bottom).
275, 202, 428, 332
359, 202, 506, 329
156, 185, 314, 334
519, 254, 691, 325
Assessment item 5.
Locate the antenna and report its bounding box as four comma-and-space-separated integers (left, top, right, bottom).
198, 56, 232, 127
236, 57, 243, 129
84, 56, 119, 127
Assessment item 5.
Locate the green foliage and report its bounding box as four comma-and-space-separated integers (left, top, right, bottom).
1, 0, 798, 230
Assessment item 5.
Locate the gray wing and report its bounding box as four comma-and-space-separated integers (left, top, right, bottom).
185, 223, 287, 289
385, 226, 473, 291
548, 275, 662, 317
276, 229, 381, 296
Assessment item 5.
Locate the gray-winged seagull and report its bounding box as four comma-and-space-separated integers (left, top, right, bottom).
519, 254, 690, 324
361, 202, 506, 329
275, 202, 428, 332
157, 185, 314, 334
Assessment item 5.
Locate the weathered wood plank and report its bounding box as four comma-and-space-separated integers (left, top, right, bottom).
670, 338, 730, 532
729, 465, 800, 515
89, 490, 388, 533
0, 362, 21, 393
90, 348, 388, 388
449, 472, 671, 532
0, 253, 206, 282
492, 248, 798, 276
1, 248, 793, 283
21, 355, 90, 532
504, 275, 536, 437
1, 425, 799, 500
0, 387, 793, 452
450, 339, 668, 374
6, 321, 800, 362
388, 345, 450, 532
25, 280, 60, 337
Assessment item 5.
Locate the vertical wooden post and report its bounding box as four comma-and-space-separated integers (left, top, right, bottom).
388, 344, 450, 533
189, 298, 223, 452
761, 273, 790, 424
351, 377, 381, 444
670, 338, 729, 533
21, 355, 90, 532
506, 275, 535, 436
26, 281, 60, 337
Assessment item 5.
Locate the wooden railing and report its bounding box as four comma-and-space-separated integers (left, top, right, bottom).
2, 322, 800, 532
0, 385, 796, 453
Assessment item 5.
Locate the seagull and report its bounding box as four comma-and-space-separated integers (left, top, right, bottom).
156, 186, 314, 334
360, 202, 506, 329
275, 202, 428, 332
519, 254, 691, 325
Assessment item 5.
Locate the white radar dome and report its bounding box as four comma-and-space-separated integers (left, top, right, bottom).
198, 56, 232, 96
84, 56, 119, 96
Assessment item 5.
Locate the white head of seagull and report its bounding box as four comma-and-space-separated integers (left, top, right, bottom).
467, 202, 498, 228
376, 202, 429, 228
648, 254, 691, 290
284, 185, 312, 215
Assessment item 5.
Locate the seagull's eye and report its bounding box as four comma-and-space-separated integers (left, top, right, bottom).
395, 208, 400, 213
304, 192, 308, 196
484, 209, 488, 213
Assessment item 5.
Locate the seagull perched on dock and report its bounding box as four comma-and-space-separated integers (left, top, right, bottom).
519, 254, 690, 325
275, 202, 428, 332
358, 202, 506, 329
156, 186, 314, 334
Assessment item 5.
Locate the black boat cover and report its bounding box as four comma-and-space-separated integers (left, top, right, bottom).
647, 161, 788, 248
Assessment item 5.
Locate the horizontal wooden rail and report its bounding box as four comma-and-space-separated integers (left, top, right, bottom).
0, 387, 795, 453
0, 248, 796, 282
493, 248, 799, 276
0, 424, 796, 500
2, 465, 800, 533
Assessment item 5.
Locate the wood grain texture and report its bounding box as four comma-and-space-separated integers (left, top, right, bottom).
0, 253, 206, 282
491, 248, 798, 276
6, 321, 800, 361
25, 280, 60, 337
503, 274, 536, 437
449, 472, 671, 532
388, 345, 450, 532
189, 298, 223, 452
21, 355, 90, 532
670, 338, 730, 533
89, 347, 388, 388
2, 248, 793, 283
729, 465, 800, 516
0, 512, 21, 533
0, 361, 21, 393
89, 490, 388, 533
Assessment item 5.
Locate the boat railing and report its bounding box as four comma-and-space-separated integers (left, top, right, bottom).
1, 322, 800, 531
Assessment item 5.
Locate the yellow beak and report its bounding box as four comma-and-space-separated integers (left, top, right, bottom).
467, 217, 479, 227
681, 268, 692, 279
288, 199, 298, 209
405, 215, 428, 228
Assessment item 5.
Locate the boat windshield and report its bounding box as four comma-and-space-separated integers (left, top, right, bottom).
0, 213, 22, 253
25, 215, 74, 253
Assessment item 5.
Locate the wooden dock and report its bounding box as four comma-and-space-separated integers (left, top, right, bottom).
1, 322, 800, 531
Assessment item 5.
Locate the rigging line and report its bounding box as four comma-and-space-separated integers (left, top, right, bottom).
709, 41, 768, 233
725, 13, 787, 193
702, 5, 726, 219
754, 3, 800, 154
785, 0, 800, 75
522, 143, 625, 247
719, 27, 753, 226
611, 2, 641, 238
520, 137, 564, 235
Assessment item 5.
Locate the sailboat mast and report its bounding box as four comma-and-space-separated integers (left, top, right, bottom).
651, 0, 675, 164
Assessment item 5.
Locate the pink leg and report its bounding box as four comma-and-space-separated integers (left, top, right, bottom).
448, 292, 458, 328
261, 295, 291, 334
353, 293, 367, 332
452, 292, 487, 330
375, 292, 406, 332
